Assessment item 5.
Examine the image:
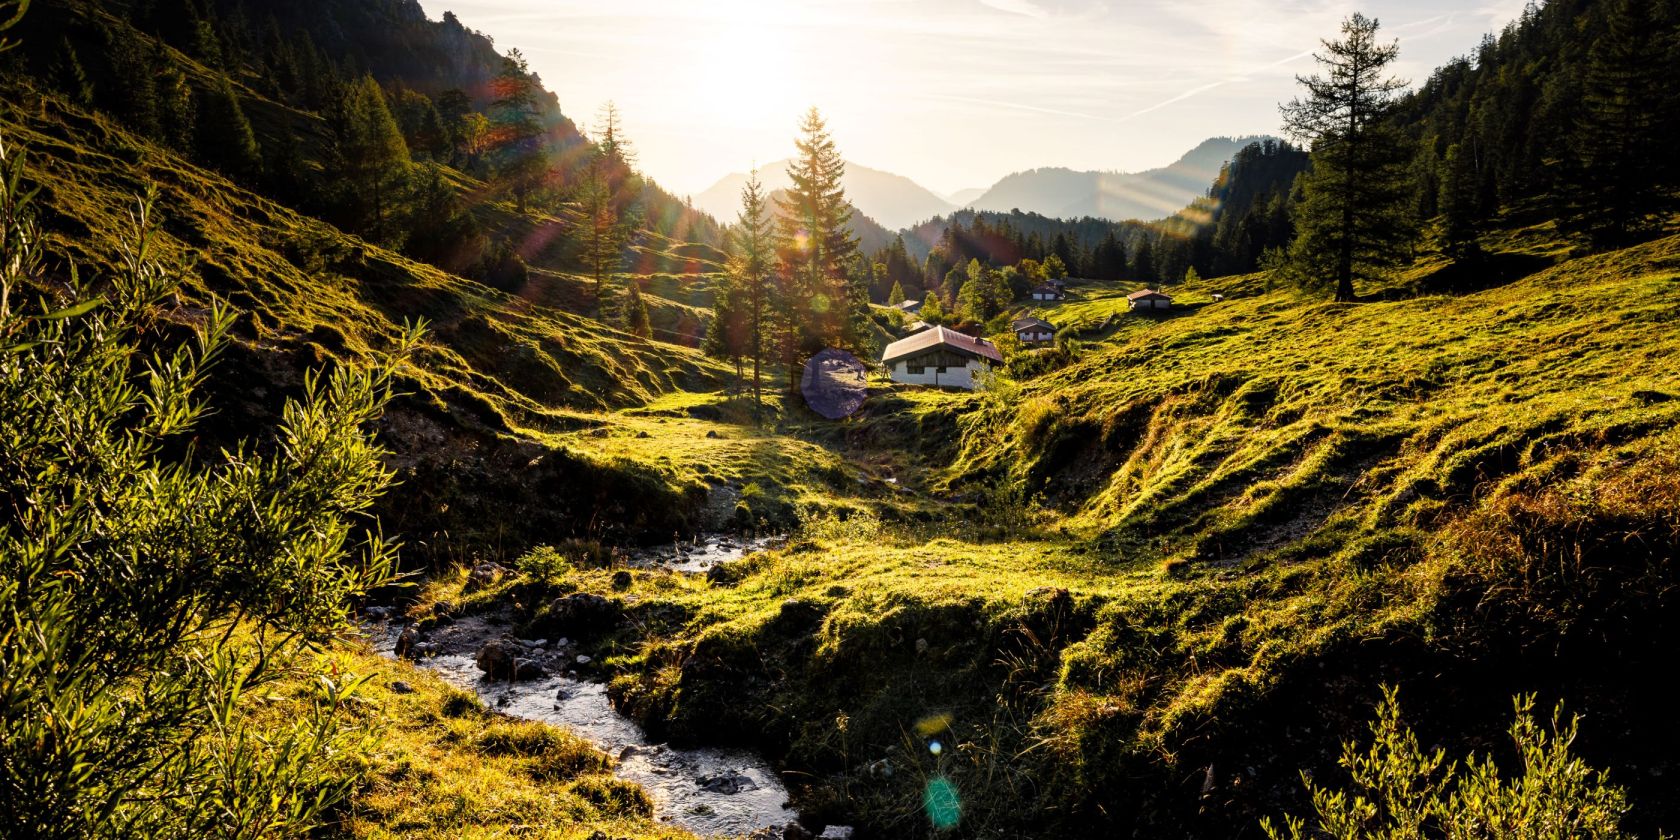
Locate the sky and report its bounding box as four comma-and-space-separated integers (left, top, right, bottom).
415, 0, 1531, 198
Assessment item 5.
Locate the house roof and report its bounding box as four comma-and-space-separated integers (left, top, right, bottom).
1127, 288, 1172, 301
905, 320, 931, 333
1032, 284, 1064, 295
894, 299, 923, 311
1012, 316, 1054, 331
882, 325, 1004, 366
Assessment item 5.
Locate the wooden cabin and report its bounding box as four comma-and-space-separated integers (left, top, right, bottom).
1030, 283, 1066, 302
881, 326, 1004, 390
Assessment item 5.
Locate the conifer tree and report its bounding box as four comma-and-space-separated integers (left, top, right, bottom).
332, 75, 411, 239
195, 75, 261, 182
622, 278, 652, 339
775, 108, 859, 380
1438, 142, 1483, 262
157, 65, 195, 153
1559, 0, 1677, 249
1281, 14, 1413, 301
488, 50, 549, 211
1133, 239, 1156, 284
888, 278, 906, 307
729, 169, 776, 420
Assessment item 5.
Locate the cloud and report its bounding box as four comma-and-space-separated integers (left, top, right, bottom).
977, 0, 1049, 19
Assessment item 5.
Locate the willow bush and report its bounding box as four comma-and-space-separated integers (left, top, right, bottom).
0, 119, 418, 837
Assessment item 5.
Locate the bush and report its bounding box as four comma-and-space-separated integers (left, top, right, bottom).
1263, 688, 1630, 839
0, 130, 414, 837
515, 544, 574, 580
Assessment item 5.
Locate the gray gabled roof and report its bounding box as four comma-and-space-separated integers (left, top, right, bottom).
881, 326, 1004, 366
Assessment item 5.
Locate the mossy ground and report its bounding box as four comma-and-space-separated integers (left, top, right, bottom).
424, 228, 1680, 837
248, 634, 692, 840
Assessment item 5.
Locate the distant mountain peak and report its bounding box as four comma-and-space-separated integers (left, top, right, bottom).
694, 159, 955, 232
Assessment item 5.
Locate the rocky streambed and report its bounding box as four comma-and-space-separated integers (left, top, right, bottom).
376, 535, 849, 840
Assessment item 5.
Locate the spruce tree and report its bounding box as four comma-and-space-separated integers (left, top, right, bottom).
888, 278, 906, 306
775, 108, 859, 379
1281, 13, 1413, 301
729, 169, 776, 419
1438, 142, 1483, 262
1559, 0, 1676, 249
195, 75, 261, 182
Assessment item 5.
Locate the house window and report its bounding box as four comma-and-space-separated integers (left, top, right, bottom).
937, 366, 948, 373
907, 365, 924, 375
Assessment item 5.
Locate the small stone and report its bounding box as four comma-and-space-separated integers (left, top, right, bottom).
513, 658, 546, 680
611, 570, 633, 590
915, 638, 929, 655
817, 828, 854, 840
575, 654, 593, 665
389, 680, 415, 695
782, 823, 814, 840
619, 745, 639, 759
556, 637, 571, 647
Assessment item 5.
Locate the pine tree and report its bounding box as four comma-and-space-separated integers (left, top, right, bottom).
888, 278, 906, 306
1559, 0, 1676, 249
729, 169, 776, 420
488, 51, 549, 211
332, 75, 411, 240
1281, 13, 1414, 301
775, 108, 859, 380
195, 75, 262, 182
622, 279, 652, 339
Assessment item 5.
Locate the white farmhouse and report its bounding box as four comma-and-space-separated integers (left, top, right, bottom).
881, 326, 1004, 390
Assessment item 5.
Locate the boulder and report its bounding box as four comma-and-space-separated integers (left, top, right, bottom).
389, 680, 415, 695
513, 658, 546, 680
543, 593, 622, 636
474, 639, 519, 678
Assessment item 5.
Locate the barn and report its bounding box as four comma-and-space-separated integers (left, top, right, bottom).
1012, 316, 1056, 345
881, 326, 1004, 390
1127, 289, 1173, 311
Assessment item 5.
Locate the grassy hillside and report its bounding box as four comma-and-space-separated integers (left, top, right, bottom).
1, 82, 745, 559
425, 232, 1680, 836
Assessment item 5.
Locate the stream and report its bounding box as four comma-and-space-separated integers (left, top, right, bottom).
374, 535, 844, 839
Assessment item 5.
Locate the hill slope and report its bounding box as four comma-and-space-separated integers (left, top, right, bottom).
444, 231, 1680, 836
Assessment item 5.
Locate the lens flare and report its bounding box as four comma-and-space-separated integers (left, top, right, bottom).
923, 776, 961, 830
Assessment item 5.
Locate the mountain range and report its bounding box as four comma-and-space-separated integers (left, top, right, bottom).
693, 136, 1274, 234
693, 159, 957, 231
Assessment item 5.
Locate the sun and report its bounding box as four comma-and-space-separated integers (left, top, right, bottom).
690, 0, 802, 127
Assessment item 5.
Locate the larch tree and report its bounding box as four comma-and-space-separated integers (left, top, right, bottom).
580, 102, 641, 312
1281, 13, 1413, 302
729, 169, 776, 420
488, 50, 549, 212
333, 75, 411, 239
775, 107, 858, 383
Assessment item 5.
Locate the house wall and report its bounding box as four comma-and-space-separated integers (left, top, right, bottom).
1017, 330, 1054, 343
890, 358, 991, 389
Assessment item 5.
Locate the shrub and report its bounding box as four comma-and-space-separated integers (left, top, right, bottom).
1263, 688, 1630, 839
0, 128, 415, 836
515, 544, 574, 580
